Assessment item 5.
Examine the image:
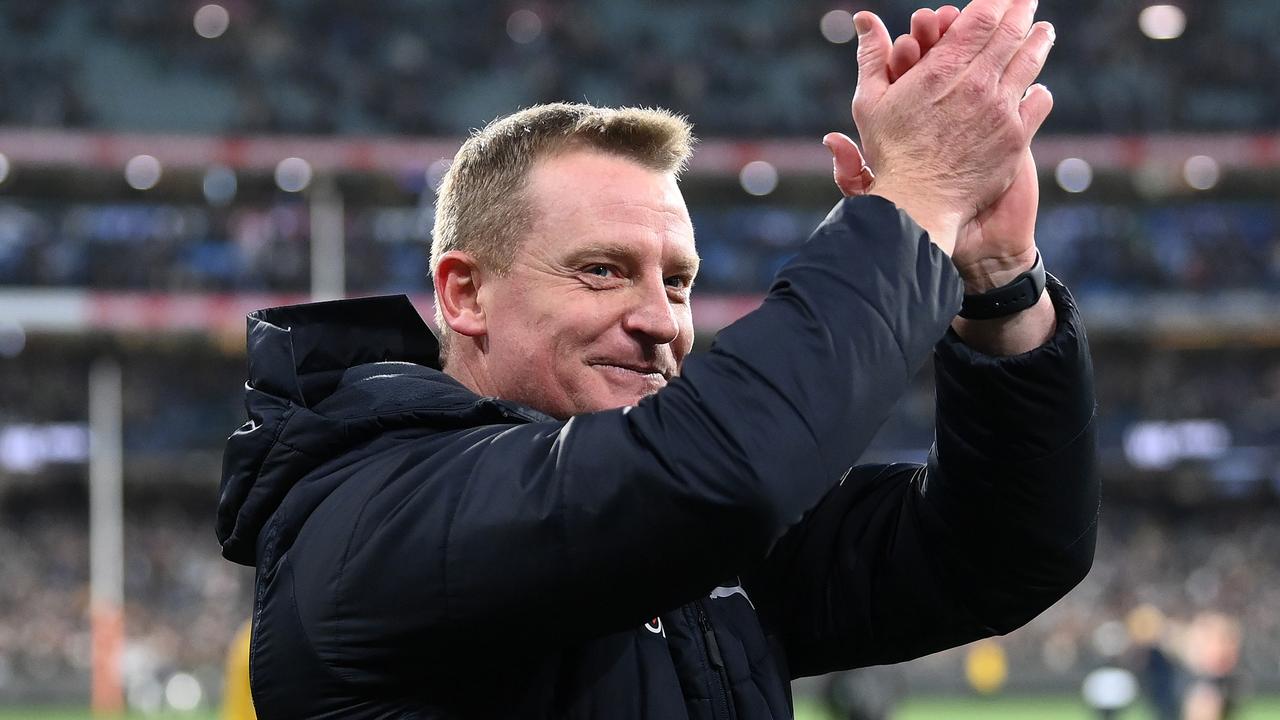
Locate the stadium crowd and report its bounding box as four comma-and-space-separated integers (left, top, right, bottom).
2, 331, 1278, 710
1, 0, 1277, 136
3, 336, 1279, 489
0, 491, 1274, 709
0, 501, 253, 707
3, 198, 1280, 295
2, 0, 1278, 714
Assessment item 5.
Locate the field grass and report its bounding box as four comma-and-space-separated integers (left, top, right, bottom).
5, 697, 1280, 719
793, 694, 1280, 719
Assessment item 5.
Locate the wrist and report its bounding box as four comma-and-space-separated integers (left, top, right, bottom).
951, 290, 1056, 355
869, 184, 960, 255
956, 246, 1039, 293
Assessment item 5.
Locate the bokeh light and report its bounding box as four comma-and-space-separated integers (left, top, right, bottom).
507, 10, 543, 44
274, 157, 313, 193
1139, 5, 1186, 40
820, 10, 857, 44
1184, 155, 1221, 191
202, 165, 238, 205
124, 155, 162, 190
1055, 158, 1093, 194
1082, 667, 1139, 712
193, 4, 231, 39
739, 160, 779, 196
0, 321, 26, 358
164, 672, 203, 711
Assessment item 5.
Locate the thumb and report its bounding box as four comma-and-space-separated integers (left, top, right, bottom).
823, 132, 875, 197
853, 11, 893, 106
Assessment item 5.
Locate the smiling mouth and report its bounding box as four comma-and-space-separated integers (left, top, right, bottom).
590, 363, 672, 383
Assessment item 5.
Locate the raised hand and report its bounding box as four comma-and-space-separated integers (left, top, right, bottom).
842, 0, 1056, 256
823, 7, 960, 198
889, 6, 962, 82
829, 3, 1050, 291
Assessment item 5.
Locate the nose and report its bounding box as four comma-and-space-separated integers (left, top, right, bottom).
622, 276, 680, 345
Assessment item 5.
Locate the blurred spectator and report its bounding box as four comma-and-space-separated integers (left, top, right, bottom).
1181, 611, 1243, 720
1, 489, 1273, 706
0, 1, 1275, 137
2, 198, 1280, 295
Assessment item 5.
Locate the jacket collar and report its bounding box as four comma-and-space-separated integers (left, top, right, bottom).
247, 294, 441, 408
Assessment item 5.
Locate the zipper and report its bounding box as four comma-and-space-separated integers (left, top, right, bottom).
694, 600, 734, 720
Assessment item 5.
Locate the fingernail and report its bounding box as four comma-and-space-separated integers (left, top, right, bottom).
854, 13, 871, 36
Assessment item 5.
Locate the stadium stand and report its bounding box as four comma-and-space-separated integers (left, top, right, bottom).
2, 1, 1279, 135
0, 0, 1277, 716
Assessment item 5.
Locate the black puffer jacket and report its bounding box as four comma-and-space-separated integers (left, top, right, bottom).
217, 196, 1099, 719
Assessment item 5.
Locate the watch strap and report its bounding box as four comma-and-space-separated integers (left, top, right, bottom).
958, 252, 1046, 320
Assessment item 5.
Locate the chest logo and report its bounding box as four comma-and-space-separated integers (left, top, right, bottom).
644, 617, 666, 637
709, 580, 755, 609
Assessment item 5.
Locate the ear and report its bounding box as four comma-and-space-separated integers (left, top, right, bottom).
433, 250, 488, 338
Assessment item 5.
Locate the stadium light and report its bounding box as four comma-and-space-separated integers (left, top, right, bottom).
124, 155, 162, 190
1081, 667, 1139, 718
1055, 158, 1092, 194
820, 10, 857, 44
164, 672, 203, 711
194, 4, 230, 39
0, 320, 25, 358
1184, 155, 1221, 191
203, 165, 237, 205
507, 10, 542, 44
1139, 5, 1186, 40
0, 152, 10, 186
739, 160, 778, 196
275, 157, 313, 193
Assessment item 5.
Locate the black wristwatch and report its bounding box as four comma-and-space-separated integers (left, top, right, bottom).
957, 252, 1046, 320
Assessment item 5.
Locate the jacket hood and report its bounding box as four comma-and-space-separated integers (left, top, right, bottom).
215, 295, 546, 566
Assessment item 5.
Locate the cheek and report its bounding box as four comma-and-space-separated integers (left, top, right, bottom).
675, 309, 695, 361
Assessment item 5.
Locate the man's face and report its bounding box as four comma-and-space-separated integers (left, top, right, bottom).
477, 149, 698, 419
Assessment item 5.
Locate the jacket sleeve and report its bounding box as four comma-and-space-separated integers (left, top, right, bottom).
743, 276, 1099, 678
290, 196, 967, 675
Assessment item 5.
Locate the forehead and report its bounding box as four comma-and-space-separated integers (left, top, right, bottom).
523, 149, 696, 261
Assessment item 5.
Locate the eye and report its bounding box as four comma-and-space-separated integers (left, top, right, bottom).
665, 275, 691, 289
588, 265, 614, 278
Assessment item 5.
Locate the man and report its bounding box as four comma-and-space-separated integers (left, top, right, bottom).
217, 1, 1098, 717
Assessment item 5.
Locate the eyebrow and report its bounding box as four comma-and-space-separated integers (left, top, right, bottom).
565, 242, 701, 277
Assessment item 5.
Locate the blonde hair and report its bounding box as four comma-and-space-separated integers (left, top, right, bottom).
431, 103, 695, 357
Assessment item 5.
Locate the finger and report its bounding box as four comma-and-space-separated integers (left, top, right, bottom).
889, 35, 922, 83
910, 9, 941, 53
853, 12, 894, 106
937, 6, 961, 35
1018, 83, 1054, 139
823, 132, 874, 196
1001, 21, 1056, 100
976, 0, 1040, 76
936, 0, 1014, 62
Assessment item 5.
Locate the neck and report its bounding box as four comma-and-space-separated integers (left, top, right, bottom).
441, 351, 489, 398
